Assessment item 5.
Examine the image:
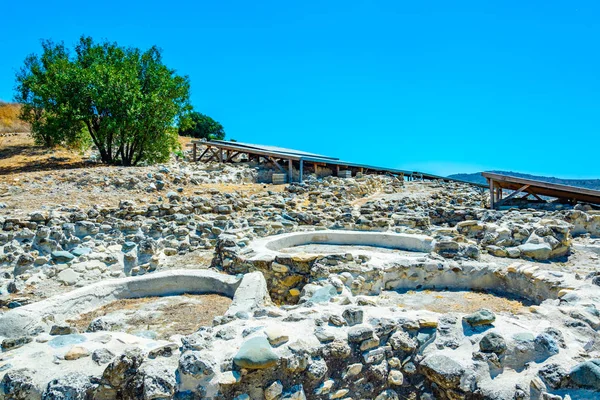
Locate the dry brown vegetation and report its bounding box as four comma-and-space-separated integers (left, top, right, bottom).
0, 133, 89, 177
0, 102, 29, 134
0, 133, 196, 177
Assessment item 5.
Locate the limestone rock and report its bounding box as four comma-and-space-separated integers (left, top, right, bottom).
314, 327, 335, 343
178, 351, 215, 378
419, 354, 465, 391
306, 358, 328, 381
92, 348, 115, 365
0, 368, 36, 400
374, 389, 399, 400
50, 325, 77, 336
101, 348, 145, 388
217, 371, 241, 386
518, 242, 552, 261
309, 285, 337, 303
2, 336, 33, 351
265, 380, 283, 400
389, 330, 417, 352
538, 363, 568, 389
342, 307, 363, 326
64, 345, 90, 360
42, 372, 92, 400
57, 268, 80, 286
463, 309, 496, 327
51, 251, 75, 263
347, 325, 374, 343
388, 370, 404, 386
343, 363, 363, 379
265, 326, 289, 347
233, 336, 279, 369
569, 359, 600, 390
281, 384, 306, 400
479, 332, 507, 354
314, 379, 334, 395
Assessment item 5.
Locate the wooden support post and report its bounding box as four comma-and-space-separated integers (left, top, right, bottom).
268, 156, 286, 173
496, 184, 530, 206
336, 165, 340, 176
489, 179, 495, 209
530, 192, 545, 202
288, 159, 293, 183
299, 160, 304, 183
314, 163, 318, 176
192, 143, 197, 162
206, 148, 220, 162
219, 149, 224, 163
197, 146, 211, 162
226, 152, 240, 162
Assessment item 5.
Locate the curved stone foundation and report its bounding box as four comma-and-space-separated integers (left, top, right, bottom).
0, 270, 270, 338
375, 262, 574, 304
215, 231, 581, 305
300, 259, 579, 306
214, 230, 435, 303
253, 230, 435, 257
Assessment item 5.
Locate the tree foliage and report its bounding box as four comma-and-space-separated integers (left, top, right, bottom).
178, 111, 225, 141
15, 36, 191, 165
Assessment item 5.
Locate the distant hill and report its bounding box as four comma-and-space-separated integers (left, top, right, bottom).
448, 171, 600, 191
0, 101, 29, 134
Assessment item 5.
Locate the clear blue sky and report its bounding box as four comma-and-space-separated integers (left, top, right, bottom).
1, 1, 599, 178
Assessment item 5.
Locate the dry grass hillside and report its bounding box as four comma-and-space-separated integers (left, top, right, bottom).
0, 101, 29, 134
0, 132, 89, 177
0, 131, 193, 178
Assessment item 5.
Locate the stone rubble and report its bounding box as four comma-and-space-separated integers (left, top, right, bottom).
0, 158, 600, 399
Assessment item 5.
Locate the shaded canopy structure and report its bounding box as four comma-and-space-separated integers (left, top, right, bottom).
482, 172, 600, 209
191, 140, 487, 186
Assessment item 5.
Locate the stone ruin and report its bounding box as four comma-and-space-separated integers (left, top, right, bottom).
1, 161, 600, 399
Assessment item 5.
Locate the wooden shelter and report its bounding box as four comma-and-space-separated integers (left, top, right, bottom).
191, 140, 487, 187
482, 172, 600, 209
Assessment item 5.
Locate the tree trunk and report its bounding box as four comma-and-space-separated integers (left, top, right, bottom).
84, 120, 111, 164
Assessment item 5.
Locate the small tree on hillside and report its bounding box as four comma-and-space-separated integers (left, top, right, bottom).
178, 111, 225, 141
15, 36, 191, 165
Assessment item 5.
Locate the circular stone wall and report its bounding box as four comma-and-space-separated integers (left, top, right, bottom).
214, 230, 582, 305
0, 270, 270, 338
256, 230, 435, 256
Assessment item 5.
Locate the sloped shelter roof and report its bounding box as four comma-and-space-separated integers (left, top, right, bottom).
482, 172, 600, 206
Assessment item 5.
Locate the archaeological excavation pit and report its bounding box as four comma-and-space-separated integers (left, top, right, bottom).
67, 294, 232, 339
0, 269, 270, 339
372, 289, 532, 314
255, 230, 435, 256
216, 230, 580, 306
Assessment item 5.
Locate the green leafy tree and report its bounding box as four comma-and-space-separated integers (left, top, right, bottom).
15, 36, 191, 165
15, 40, 83, 147
178, 111, 225, 140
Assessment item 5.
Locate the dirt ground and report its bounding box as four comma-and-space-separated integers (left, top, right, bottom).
0, 133, 284, 215
157, 249, 215, 271
69, 294, 232, 339
376, 289, 530, 315
0, 133, 90, 178
0, 133, 196, 180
